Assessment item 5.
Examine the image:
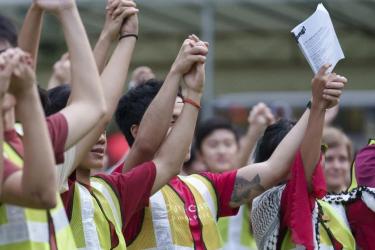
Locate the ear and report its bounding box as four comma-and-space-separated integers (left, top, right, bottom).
130, 124, 139, 139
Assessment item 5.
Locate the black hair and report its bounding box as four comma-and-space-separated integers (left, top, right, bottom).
254, 119, 295, 163
45, 84, 71, 116
195, 117, 239, 152
115, 79, 183, 146
37, 85, 52, 116
0, 15, 17, 47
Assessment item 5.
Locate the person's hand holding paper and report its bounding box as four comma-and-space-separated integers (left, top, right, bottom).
291, 3, 344, 74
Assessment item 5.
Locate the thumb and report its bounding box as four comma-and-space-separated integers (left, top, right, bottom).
317, 63, 331, 77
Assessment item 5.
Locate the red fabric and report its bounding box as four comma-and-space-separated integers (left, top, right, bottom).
113, 163, 124, 173
347, 199, 375, 250
200, 170, 239, 217
106, 133, 129, 166
97, 161, 156, 229
3, 113, 68, 168
355, 144, 375, 188
4, 128, 60, 250
60, 174, 120, 248
46, 113, 68, 164
124, 170, 239, 249
3, 159, 20, 181
48, 213, 58, 250
280, 151, 326, 250
170, 177, 205, 249
3, 130, 23, 181
4, 130, 24, 155
60, 174, 76, 220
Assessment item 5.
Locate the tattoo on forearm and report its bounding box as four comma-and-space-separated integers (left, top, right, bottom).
231, 174, 265, 205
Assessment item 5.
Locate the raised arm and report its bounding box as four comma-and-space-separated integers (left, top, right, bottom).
47, 53, 71, 89
2, 49, 57, 208
123, 37, 208, 173
152, 42, 208, 193
70, 4, 138, 169
233, 103, 274, 168
93, 0, 137, 73
0, 50, 19, 196
229, 68, 346, 207
301, 65, 347, 191
34, 0, 106, 149
18, 3, 43, 69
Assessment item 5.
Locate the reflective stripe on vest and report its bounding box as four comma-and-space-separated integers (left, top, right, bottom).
150, 190, 175, 248
90, 177, 126, 250
219, 205, 257, 250
128, 175, 222, 250
0, 142, 77, 250
0, 206, 49, 244
90, 179, 122, 228
281, 200, 355, 249
3, 142, 22, 167
76, 184, 101, 250
0, 198, 74, 250
70, 180, 126, 250
179, 175, 217, 219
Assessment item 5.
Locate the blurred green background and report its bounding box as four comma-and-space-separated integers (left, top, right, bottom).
1, 0, 374, 148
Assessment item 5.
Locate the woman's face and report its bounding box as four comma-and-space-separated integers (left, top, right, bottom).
324, 144, 351, 193
200, 129, 239, 173
80, 133, 107, 170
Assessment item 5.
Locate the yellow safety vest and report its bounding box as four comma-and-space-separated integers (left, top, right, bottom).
68, 176, 126, 250
218, 205, 257, 249
0, 142, 77, 250
281, 200, 355, 250
128, 175, 223, 250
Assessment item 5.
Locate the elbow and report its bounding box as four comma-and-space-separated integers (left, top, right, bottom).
26, 178, 58, 209
32, 190, 57, 209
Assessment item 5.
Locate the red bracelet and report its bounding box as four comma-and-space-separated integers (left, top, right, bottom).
183, 98, 201, 110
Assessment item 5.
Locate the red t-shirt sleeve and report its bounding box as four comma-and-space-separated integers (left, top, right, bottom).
3, 158, 21, 182
46, 113, 68, 164
60, 174, 76, 220
4, 130, 24, 156
200, 170, 239, 217
96, 161, 156, 228
3, 130, 23, 181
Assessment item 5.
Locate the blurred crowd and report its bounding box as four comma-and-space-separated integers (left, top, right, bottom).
0, 1, 373, 250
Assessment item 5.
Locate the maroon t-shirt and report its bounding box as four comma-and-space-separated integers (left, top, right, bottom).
3, 113, 68, 250
95, 161, 157, 230
3, 113, 68, 182
124, 170, 239, 249
346, 143, 375, 250
3, 130, 23, 181
46, 113, 69, 164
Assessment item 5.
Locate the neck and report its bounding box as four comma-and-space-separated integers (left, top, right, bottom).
329, 185, 346, 194
76, 167, 91, 186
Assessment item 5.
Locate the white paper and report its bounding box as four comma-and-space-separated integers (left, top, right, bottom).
291, 3, 344, 74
